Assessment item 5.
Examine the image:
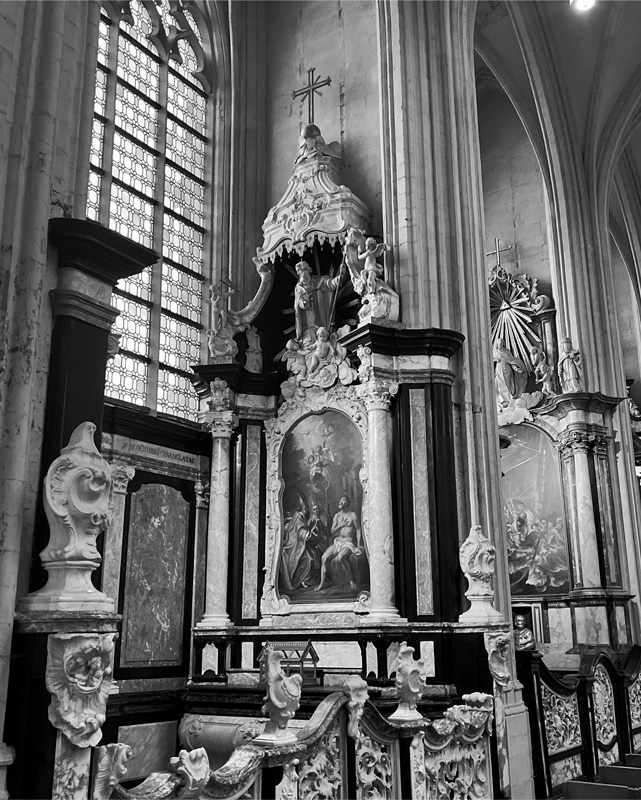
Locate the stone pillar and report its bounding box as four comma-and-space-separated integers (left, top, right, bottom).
197, 380, 238, 629
358, 377, 400, 621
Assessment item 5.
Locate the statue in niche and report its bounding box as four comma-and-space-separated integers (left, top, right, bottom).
530, 344, 555, 398
357, 237, 389, 295
293, 260, 340, 344
316, 495, 364, 592
513, 615, 536, 651
494, 338, 528, 405
278, 411, 368, 604
558, 337, 583, 393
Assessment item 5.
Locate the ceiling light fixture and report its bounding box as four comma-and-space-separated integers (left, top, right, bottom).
569, 0, 596, 10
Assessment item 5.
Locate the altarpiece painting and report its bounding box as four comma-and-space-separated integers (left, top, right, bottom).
501, 423, 570, 595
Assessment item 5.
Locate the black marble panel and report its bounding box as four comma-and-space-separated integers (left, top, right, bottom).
120, 482, 191, 668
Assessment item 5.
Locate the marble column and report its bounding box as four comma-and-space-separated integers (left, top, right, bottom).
197, 385, 238, 629
359, 379, 401, 621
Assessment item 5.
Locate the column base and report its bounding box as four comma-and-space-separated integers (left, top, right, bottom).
459, 598, 503, 625
195, 614, 233, 630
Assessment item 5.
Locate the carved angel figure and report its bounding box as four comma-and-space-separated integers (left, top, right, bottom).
357, 237, 389, 295
253, 649, 303, 745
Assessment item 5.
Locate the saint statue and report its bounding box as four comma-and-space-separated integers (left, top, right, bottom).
357, 237, 389, 295
293, 260, 341, 344
558, 337, 582, 393
494, 339, 528, 405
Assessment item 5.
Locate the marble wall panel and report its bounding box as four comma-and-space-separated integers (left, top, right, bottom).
121, 482, 191, 668
116, 721, 178, 781
547, 607, 574, 648
574, 606, 609, 646
420, 641, 436, 677
616, 605, 628, 645
313, 641, 361, 669
409, 389, 433, 615
241, 425, 262, 619
242, 641, 254, 669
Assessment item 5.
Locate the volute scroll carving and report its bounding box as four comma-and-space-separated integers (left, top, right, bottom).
458, 526, 502, 624
389, 642, 428, 722
253, 649, 303, 746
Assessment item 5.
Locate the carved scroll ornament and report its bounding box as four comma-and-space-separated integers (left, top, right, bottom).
22, 422, 115, 612
458, 526, 502, 624
46, 632, 116, 747
253, 650, 303, 746
389, 642, 428, 722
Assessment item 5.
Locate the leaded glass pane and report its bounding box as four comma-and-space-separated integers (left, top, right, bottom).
109, 184, 154, 247
159, 314, 200, 371
105, 353, 148, 406
90, 118, 105, 168
117, 37, 160, 102
167, 72, 206, 128
117, 264, 153, 302
86, 170, 101, 221
157, 368, 199, 420
115, 82, 158, 148
165, 119, 205, 179
111, 293, 151, 357
162, 213, 204, 272
112, 132, 156, 197
98, 18, 110, 66
161, 263, 202, 321
164, 165, 204, 226
94, 68, 108, 116
121, 0, 158, 55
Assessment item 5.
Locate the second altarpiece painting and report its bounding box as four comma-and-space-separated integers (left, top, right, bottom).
501, 423, 570, 596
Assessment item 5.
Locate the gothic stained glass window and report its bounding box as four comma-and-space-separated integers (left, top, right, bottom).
87, 0, 212, 421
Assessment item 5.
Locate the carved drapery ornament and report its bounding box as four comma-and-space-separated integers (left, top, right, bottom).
46, 632, 116, 747
458, 526, 502, 623
253, 650, 303, 746
22, 421, 115, 612
389, 642, 428, 722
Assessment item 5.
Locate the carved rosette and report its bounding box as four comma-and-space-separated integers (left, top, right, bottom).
46, 632, 116, 747
483, 632, 512, 689
458, 526, 502, 624
389, 642, 428, 721
261, 384, 369, 618
21, 421, 115, 612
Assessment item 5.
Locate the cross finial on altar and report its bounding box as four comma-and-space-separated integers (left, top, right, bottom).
292, 67, 331, 124
486, 237, 512, 269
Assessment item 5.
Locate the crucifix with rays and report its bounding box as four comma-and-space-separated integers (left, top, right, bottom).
292, 67, 331, 124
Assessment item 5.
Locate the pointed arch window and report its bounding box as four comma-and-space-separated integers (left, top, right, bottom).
87, 0, 213, 421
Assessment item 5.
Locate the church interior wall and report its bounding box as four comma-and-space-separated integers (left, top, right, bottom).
478, 84, 552, 291
264, 0, 383, 237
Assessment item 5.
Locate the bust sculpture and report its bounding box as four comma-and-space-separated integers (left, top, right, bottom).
513, 615, 536, 651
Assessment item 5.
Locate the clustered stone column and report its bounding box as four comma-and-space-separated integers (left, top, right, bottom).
197, 379, 238, 629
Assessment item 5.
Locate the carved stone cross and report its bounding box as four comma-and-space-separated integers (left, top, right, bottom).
292, 67, 331, 124
486, 237, 512, 269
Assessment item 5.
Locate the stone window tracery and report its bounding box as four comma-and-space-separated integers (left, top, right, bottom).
87, 0, 212, 420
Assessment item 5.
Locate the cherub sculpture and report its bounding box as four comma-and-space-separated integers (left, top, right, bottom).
357, 237, 389, 295
253, 649, 303, 745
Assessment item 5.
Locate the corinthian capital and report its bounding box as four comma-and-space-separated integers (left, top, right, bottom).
556, 428, 597, 456
358, 379, 398, 412
111, 465, 135, 495
206, 410, 238, 439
